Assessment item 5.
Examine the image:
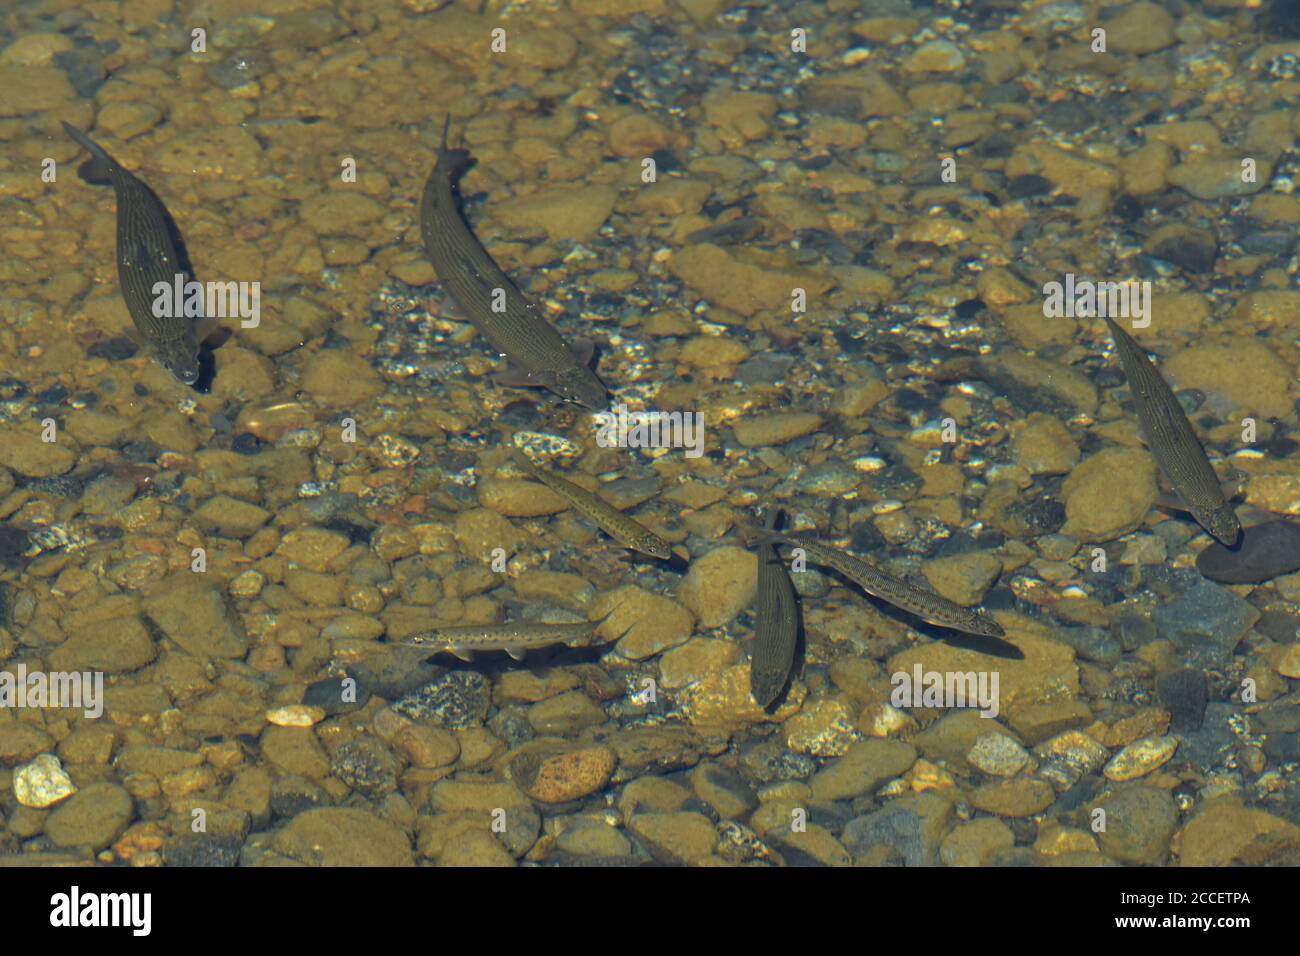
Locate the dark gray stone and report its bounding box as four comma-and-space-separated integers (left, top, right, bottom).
1178, 703, 1238, 770
1054, 624, 1122, 665
303, 676, 371, 716
1156, 668, 1208, 733
1196, 521, 1300, 584
842, 804, 928, 866
1153, 578, 1260, 667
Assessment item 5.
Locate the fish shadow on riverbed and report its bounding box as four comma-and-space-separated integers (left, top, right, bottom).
656, 550, 689, 574
931, 629, 1024, 660
192, 345, 217, 392
397, 641, 612, 672
191, 326, 234, 393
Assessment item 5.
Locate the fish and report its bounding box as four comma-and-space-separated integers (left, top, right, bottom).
1102, 315, 1241, 546
750, 509, 799, 708
741, 525, 1005, 639
396, 620, 603, 662
419, 116, 608, 410
62, 122, 202, 385
511, 447, 673, 559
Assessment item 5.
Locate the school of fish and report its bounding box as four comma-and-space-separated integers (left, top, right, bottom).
54, 114, 1247, 710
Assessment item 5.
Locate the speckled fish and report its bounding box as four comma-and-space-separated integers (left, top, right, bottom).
750, 509, 798, 708
397, 621, 602, 662
512, 448, 672, 559
62, 122, 202, 385
419, 117, 608, 409
1102, 315, 1241, 546
742, 526, 1005, 639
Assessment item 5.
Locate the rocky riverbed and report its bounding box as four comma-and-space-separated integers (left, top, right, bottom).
0, 0, 1298, 867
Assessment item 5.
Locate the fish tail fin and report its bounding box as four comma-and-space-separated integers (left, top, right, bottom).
439, 114, 451, 152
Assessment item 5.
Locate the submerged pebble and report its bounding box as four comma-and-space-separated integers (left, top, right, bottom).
13, 753, 76, 809
0, 0, 1294, 874
1196, 521, 1300, 583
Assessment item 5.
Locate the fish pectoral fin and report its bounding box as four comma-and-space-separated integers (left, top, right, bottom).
503, 645, 527, 661
1155, 481, 1239, 515
1152, 492, 1191, 514
1218, 476, 1246, 501
567, 336, 597, 366
76, 156, 112, 186
449, 646, 474, 663
491, 362, 547, 388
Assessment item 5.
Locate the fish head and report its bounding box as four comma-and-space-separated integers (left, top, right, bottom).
637, 533, 674, 561
1199, 506, 1242, 548
970, 612, 1006, 639
156, 340, 201, 386
401, 633, 451, 652
551, 366, 609, 411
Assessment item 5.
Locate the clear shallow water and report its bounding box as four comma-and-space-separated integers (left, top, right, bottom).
0, 0, 1296, 868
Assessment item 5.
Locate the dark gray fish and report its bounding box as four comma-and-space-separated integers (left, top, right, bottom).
686, 216, 763, 245
750, 509, 798, 708
419, 117, 607, 409
1102, 315, 1240, 546
396, 620, 603, 662
62, 122, 202, 385
742, 525, 1005, 639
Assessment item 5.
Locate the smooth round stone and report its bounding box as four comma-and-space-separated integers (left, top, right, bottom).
1196, 521, 1300, 584
266, 705, 325, 728
1104, 736, 1178, 781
